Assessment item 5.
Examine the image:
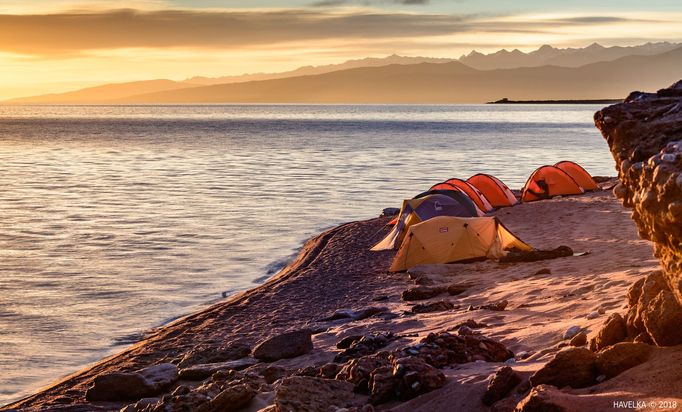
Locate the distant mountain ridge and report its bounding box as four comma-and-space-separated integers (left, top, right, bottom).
458, 41, 680, 70
117, 46, 682, 104
5, 41, 681, 104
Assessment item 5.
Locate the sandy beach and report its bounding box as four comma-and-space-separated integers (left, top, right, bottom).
6, 185, 681, 411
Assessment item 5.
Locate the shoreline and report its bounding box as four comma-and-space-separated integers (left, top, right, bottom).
8, 187, 682, 411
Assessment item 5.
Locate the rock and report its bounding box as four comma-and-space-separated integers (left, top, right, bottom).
479, 300, 509, 311
261, 365, 288, 384
641, 290, 682, 346
411, 300, 454, 313
598, 307, 606, 315
449, 319, 488, 331
482, 366, 522, 406
336, 351, 392, 392
334, 333, 394, 363
142, 371, 259, 412
401, 286, 446, 301
529, 348, 597, 389
178, 341, 251, 368
586, 311, 600, 319
589, 313, 627, 351
499, 246, 573, 263
533, 268, 552, 275
319, 363, 341, 379
595, 82, 682, 347
391, 356, 446, 401
414, 331, 513, 366
337, 335, 364, 350
515, 385, 568, 412
179, 358, 259, 380
253, 329, 313, 362
320, 307, 387, 322
86, 363, 178, 402
447, 282, 471, 296
368, 365, 396, 404
562, 326, 581, 340
274, 376, 364, 412
569, 331, 588, 347
595, 342, 653, 378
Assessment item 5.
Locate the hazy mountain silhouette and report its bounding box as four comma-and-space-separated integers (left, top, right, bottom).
116, 46, 682, 104
459, 42, 680, 70
185, 54, 455, 85
5, 42, 682, 104
7, 79, 193, 104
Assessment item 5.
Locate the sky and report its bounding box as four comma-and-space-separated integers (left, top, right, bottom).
1, 0, 682, 99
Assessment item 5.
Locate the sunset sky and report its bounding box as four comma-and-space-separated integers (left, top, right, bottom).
1, 0, 682, 99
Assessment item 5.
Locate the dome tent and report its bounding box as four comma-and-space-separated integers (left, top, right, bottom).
372, 193, 479, 251
521, 165, 584, 202
389, 216, 532, 272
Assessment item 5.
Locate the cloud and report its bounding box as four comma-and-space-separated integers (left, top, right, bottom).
0, 8, 469, 55
311, 0, 429, 5
0, 8, 672, 56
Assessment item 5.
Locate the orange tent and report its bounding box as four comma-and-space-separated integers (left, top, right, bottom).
466, 174, 518, 208
554, 161, 598, 191
436, 178, 494, 212
521, 166, 584, 202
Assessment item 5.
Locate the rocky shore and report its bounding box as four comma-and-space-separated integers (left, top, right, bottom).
5, 82, 682, 412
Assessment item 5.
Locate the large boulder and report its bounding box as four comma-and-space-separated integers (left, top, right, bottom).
529, 348, 597, 389
253, 329, 313, 362
595, 342, 653, 379
86, 363, 178, 402
274, 376, 364, 412
483, 366, 522, 406
589, 313, 627, 351
515, 385, 568, 412
594, 81, 682, 347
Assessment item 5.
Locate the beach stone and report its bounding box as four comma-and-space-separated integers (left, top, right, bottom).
368, 365, 396, 404
482, 366, 522, 406
411, 300, 454, 313
515, 385, 568, 412
260, 365, 288, 384
337, 335, 364, 349
336, 351, 392, 392
529, 348, 597, 389
641, 290, 682, 346
253, 329, 313, 362
413, 331, 513, 366
533, 268, 552, 275
479, 299, 509, 311
86, 363, 178, 402
320, 307, 387, 322
447, 282, 471, 296
274, 376, 364, 412
391, 356, 446, 401
595, 342, 653, 378
562, 326, 581, 340
499, 246, 573, 263
319, 363, 341, 379
334, 333, 394, 363
569, 331, 588, 347
178, 358, 258, 380
178, 341, 251, 368
401, 285, 446, 301
586, 311, 600, 319
589, 313, 626, 351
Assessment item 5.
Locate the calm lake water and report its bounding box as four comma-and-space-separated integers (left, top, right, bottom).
0, 104, 615, 404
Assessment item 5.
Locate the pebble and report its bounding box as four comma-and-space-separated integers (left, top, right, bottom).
586, 311, 600, 319
563, 326, 581, 340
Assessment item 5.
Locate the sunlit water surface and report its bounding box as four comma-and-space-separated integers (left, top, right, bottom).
0, 104, 615, 404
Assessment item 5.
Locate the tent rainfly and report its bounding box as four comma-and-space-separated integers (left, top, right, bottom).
390, 216, 532, 272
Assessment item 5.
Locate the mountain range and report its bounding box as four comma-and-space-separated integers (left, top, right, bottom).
6, 42, 682, 104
